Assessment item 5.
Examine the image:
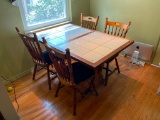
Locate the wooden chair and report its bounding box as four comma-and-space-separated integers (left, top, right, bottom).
42, 37, 98, 116
103, 18, 131, 85
15, 27, 57, 90
81, 13, 99, 30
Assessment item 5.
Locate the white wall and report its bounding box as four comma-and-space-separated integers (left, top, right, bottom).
0, 78, 20, 120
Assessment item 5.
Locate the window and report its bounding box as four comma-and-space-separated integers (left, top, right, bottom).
18, 0, 70, 32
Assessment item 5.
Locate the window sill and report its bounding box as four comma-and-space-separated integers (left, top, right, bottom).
26, 21, 72, 34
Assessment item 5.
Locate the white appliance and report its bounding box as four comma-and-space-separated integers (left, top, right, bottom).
124, 41, 153, 61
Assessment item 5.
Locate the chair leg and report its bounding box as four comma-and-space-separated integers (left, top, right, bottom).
55, 81, 61, 97
47, 66, 51, 90
33, 64, 37, 80
104, 63, 109, 86
73, 87, 77, 116
115, 58, 120, 73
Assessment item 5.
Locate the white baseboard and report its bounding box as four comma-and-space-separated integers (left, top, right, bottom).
3, 67, 34, 85
151, 64, 160, 68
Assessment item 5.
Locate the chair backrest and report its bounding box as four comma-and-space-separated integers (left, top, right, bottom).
15, 27, 46, 65
81, 13, 99, 30
42, 37, 74, 86
104, 18, 131, 38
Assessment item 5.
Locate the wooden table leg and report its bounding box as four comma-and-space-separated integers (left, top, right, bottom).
94, 64, 104, 87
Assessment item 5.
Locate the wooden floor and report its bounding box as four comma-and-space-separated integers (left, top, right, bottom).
7, 56, 160, 120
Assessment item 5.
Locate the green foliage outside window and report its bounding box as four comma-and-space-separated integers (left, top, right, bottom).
26, 0, 64, 25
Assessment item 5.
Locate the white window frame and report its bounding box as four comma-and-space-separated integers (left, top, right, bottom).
17, 0, 71, 33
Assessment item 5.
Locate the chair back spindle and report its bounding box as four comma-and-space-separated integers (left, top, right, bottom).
104, 18, 131, 38
81, 13, 99, 30
15, 27, 46, 65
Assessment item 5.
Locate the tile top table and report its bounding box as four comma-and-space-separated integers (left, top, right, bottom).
36, 24, 134, 68
37, 24, 92, 42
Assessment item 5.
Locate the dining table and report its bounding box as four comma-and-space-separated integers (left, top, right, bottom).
36, 23, 134, 83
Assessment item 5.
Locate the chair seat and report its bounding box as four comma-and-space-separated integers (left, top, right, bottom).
42, 50, 52, 65
72, 62, 94, 84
